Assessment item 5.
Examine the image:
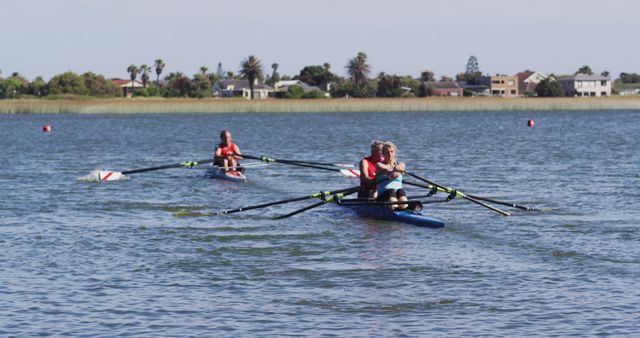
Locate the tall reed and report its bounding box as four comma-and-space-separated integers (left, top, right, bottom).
1, 97, 640, 114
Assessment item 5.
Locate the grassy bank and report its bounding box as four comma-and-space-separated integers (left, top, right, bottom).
1, 97, 640, 114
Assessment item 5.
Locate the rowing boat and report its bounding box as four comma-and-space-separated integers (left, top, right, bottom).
339, 200, 445, 228
206, 165, 247, 182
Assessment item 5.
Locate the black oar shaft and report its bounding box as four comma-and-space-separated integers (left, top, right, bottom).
405, 179, 536, 211
406, 172, 511, 216
242, 154, 341, 172
464, 194, 538, 211
274, 200, 328, 219
215, 185, 360, 216
122, 159, 214, 175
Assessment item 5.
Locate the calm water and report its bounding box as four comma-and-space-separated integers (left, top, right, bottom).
1, 110, 639, 336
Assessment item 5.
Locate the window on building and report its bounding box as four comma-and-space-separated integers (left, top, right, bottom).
601, 81, 607, 86
511, 90, 516, 95
601, 92, 607, 96
508, 80, 515, 86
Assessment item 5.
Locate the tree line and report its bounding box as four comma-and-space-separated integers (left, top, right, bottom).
0, 54, 637, 100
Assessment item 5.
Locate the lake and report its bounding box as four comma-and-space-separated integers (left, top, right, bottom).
1, 110, 639, 336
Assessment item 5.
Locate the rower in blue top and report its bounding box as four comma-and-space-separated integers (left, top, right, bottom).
375, 142, 409, 211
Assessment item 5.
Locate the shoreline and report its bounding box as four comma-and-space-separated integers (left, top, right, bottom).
1, 97, 640, 114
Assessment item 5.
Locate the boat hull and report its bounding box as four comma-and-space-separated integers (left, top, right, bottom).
345, 204, 445, 228
206, 166, 247, 182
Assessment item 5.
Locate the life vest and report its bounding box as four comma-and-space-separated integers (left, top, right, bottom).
217, 143, 237, 156
360, 156, 379, 189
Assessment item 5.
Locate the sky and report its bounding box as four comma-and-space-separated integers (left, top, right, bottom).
1, 0, 638, 81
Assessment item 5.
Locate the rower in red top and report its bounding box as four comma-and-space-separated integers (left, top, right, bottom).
358, 140, 384, 198
214, 130, 243, 172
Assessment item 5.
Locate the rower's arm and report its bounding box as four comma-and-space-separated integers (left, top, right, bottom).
214, 146, 223, 159
233, 146, 243, 160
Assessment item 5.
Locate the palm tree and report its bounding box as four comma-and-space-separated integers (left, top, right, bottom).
154, 59, 165, 86
346, 52, 371, 87
200, 66, 208, 76
268, 63, 280, 86
127, 64, 139, 95
239, 55, 264, 99
140, 64, 150, 88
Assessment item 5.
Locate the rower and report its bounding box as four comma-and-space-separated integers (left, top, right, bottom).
214, 130, 243, 172
358, 140, 384, 198
376, 142, 408, 210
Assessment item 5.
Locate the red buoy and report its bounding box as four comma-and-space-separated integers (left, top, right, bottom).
43, 124, 52, 132
527, 119, 534, 128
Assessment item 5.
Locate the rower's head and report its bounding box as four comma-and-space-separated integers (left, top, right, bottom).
382, 142, 397, 162
220, 130, 232, 145
370, 140, 384, 161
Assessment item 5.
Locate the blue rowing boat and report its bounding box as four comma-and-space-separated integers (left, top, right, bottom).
343, 203, 445, 228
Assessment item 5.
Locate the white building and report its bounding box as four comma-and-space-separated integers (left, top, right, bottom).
212, 79, 274, 99
557, 74, 611, 97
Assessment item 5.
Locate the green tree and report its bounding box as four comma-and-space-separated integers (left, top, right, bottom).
618, 72, 640, 83
285, 85, 305, 98
127, 64, 139, 95
440, 76, 453, 82
346, 52, 371, 87
376, 74, 403, 97
190, 73, 212, 98
154, 59, 165, 86
163, 73, 191, 98
28, 76, 48, 97
295, 65, 334, 87
200, 66, 208, 76
266, 63, 280, 86
420, 70, 435, 82
535, 76, 564, 97
0, 76, 29, 99
239, 55, 264, 99
140, 64, 150, 88
576, 65, 594, 75
47, 72, 88, 96
83, 72, 119, 96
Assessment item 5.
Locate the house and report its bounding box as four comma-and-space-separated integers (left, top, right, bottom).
275, 80, 321, 93
213, 79, 274, 99
460, 84, 490, 96
111, 79, 143, 98
480, 75, 519, 97
556, 74, 612, 97
516, 71, 547, 96
430, 82, 463, 97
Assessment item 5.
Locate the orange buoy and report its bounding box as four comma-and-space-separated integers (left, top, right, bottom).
527, 119, 534, 128
43, 124, 52, 132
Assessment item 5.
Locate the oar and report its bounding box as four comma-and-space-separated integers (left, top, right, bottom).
284, 159, 355, 168
242, 154, 344, 172
274, 189, 360, 219
175, 185, 361, 217
97, 158, 215, 181
403, 180, 538, 211
405, 172, 511, 216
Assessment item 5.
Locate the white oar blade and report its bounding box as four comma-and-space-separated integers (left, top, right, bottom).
98, 171, 125, 181
80, 170, 127, 182
340, 169, 360, 178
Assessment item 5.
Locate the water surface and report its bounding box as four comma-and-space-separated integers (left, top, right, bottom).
1, 110, 639, 336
